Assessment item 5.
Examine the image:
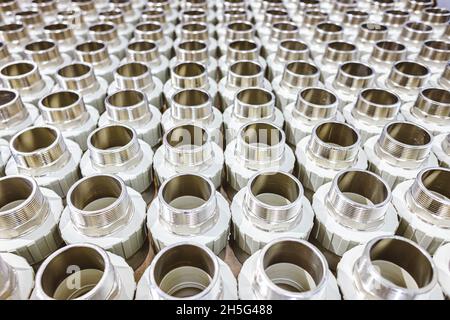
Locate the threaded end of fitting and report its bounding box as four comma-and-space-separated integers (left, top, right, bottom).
57, 62, 97, 92
370, 41, 407, 64
0, 89, 29, 128
0, 23, 30, 45
126, 40, 160, 63
105, 89, 151, 122
24, 40, 62, 66
88, 23, 118, 44
352, 88, 400, 123
115, 62, 154, 91
418, 40, 450, 63
303, 10, 328, 28
382, 9, 410, 27
180, 22, 209, 42
0, 60, 44, 93
225, 21, 254, 42
343, 10, 369, 27
400, 21, 433, 43
269, 22, 299, 42
134, 22, 163, 42
175, 40, 208, 63
44, 23, 75, 42
294, 87, 338, 122
39, 90, 87, 127
412, 88, 450, 123
313, 22, 344, 44
421, 7, 450, 25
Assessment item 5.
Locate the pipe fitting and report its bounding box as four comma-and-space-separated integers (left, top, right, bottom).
71, 0, 98, 24
0, 175, 64, 265
0, 42, 17, 68
337, 235, 443, 300
381, 9, 410, 38
108, 61, 163, 110
266, 39, 311, 80
256, 8, 290, 41
145, 0, 177, 24
153, 124, 224, 189
399, 21, 434, 53
421, 7, 450, 36
310, 22, 344, 56
239, 238, 341, 299
43, 23, 81, 58
217, 21, 258, 53
30, 0, 58, 22
136, 242, 237, 300
133, 22, 173, 58
224, 121, 295, 195
140, 8, 176, 39
109, 0, 140, 24
361, 40, 407, 75
87, 22, 127, 59
353, 23, 389, 55
0, 252, 34, 300
15, 10, 45, 39
216, 10, 252, 40
297, 10, 329, 42
60, 174, 148, 268
57, 9, 88, 40
219, 39, 266, 77
414, 40, 450, 74
31, 243, 136, 300
6, 125, 82, 197
263, 21, 300, 56
432, 133, 450, 168
147, 173, 231, 255
310, 169, 398, 270
342, 10, 369, 35
56, 62, 108, 112
433, 243, 450, 298
98, 8, 133, 40
314, 41, 359, 79
364, 121, 438, 188
0, 89, 39, 141
35, 90, 99, 151
0, 23, 31, 55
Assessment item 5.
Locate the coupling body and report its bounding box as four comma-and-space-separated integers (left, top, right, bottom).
360, 40, 407, 76
56, 8, 89, 40
87, 22, 127, 59
218, 39, 267, 77
98, 8, 134, 40
432, 133, 450, 168
173, 22, 217, 58
0, 252, 34, 300
314, 41, 360, 80
217, 20, 261, 55
262, 21, 301, 56
43, 23, 83, 58
433, 243, 450, 298
0, 138, 9, 175
0, 23, 32, 55
133, 21, 173, 58
413, 40, 450, 74
309, 22, 345, 56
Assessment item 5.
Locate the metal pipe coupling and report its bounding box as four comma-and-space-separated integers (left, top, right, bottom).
99, 8, 133, 40
217, 21, 260, 55
433, 243, 450, 298
309, 22, 344, 57
153, 124, 224, 189
351, 23, 389, 55
0, 60, 54, 105
108, 61, 163, 110
218, 39, 267, 77
0, 23, 32, 56
30, 0, 58, 23
0, 175, 64, 265
178, 8, 215, 26
110, 0, 141, 24
71, 0, 98, 24
224, 121, 295, 196
145, 0, 178, 25
147, 173, 231, 255
56, 62, 108, 113
262, 21, 300, 57
292, 0, 321, 24
414, 40, 450, 74
399, 21, 433, 54
364, 121, 438, 188
174, 22, 217, 58
393, 167, 450, 254
125, 40, 170, 82
255, 8, 291, 42
272, 60, 321, 110
223, 87, 284, 145
296, 10, 329, 43
136, 242, 237, 300
60, 174, 148, 269
0, 42, 19, 68
56, 8, 89, 40
337, 235, 444, 299
361, 41, 407, 76
216, 9, 253, 43
140, 8, 176, 39
314, 41, 360, 80
381, 9, 411, 39
15, 10, 45, 42
432, 133, 450, 168
31, 243, 136, 300
310, 169, 399, 271
6, 125, 82, 197
231, 170, 315, 262
341, 10, 370, 39
132, 22, 173, 58
420, 6, 450, 37
284, 87, 344, 146
0, 252, 34, 300
164, 62, 217, 108
238, 238, 341, 299
0, 89, 39, 141
43, 23, 82, 59
87, 22, 127, 59
343, 88, 402, 143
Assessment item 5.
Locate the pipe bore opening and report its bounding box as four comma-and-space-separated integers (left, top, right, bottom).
421, 88, 450, 105
0, 24, 23, 32
12, 126, 58, 153
76, 41, 105, 52
178, 41, 206, 51
25, 40, 54, 52
394, 61, 429, 76
181, 22, 207, 32
419, 168, 450, 202
250, 172, 300, 207
361, 88, 399, 106
136, 23, 160, 32
39, 246, 107, 300
230, 61, 261, 77
328, 41, 356, 51
162, 174, 212, 210
280, 40, 307, 51
317, 22, 343, 32
0, 89, 17, 106
315, 122, 359, 147
340, 62, 373, 77
41, 91, 79, 109
173, 62, 205, 77
301, 88, 337, 105
286, 61, 318, 76
229, 40, 257, 51
44, 23, 68, 31
0, 176, 34, 212
228, 22, 252, 32
368, 237, 435, 290
385, 122, 431, 146
273, 22, 297, 31
173, 89, 209, 106
107, 90, 144, 107
128, 41, 156, 52
58, 63, 90, 78
1, 62, 35, 77
423, 40, 450, 51
90, 125, 134, 152
237, 88, 272, 106
261, 240, 325, 293
89, 23, 114, 33
241, 123, 283, 147
376, 41, 406, 51
116, 62, 148, 77
166, 124, 208, 150
405, 22, 432, 32
153, 244, 216, 298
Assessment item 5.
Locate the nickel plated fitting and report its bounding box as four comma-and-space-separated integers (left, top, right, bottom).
145, 0, 178, 25
217, 21, 260, 55
413, 40, 450, 74
262, 21, 300, 56
216, 8, 253, 41
433, 243, 450, 298
296, 121, 367, 196
178, 8, 215, 26
6, 125, 82, 197
108, 61, 163, 110
162, 89, 223, 147
404, 0, 434, 19
31, 243, 136, 300
164, 61, 217, 108
29, 0, 58, 23
420, 6, 450, 37
297, 10, 329, 43
109, 0, 140, 25
0, 175, 64, 265
71, 0, 98, 24
432, 133, 450, 168
14, 10, 45, 39
284, 87, 344, 146
0, 42, 19, 67
24, 40, 71, 82
133, 22, 173, 58
99, 8, 133, 40
60, 174, 148, 269
429, 61, 450, 90
224, 121, 295, 196
238, 238, 341, 300
0, 89, 39, 141
393, 167, 450, 254
0, 138, 9, 175
343, 88, 402, 143
325, 61, 375, 109
272, 60, 321, 110
43, 23, 81, 58
255, 8, 291, 43
35, 90, 99, 151
223, 87, 284, 145
136, 242, 238, 300
291, 0, 321, 24
100, 89, 161, 149
337, 235, 444, 300
153, 124, 224, 189
309, 22, 344, 57
381, 9, 411, 39
329, 0, 358, 22
0, 0, 19, 23
0, 60, 54, 105
147, 173, 231, 255
266, 39, 312, 80
57, 9, 88, 40
351, 23, 389, 55
399, 21, 434, 54
75, 41, 120, 83
310, 169, 399, 270
361, 40, 407, 76
170, 40, 217, 80
231, 171, 315, 262
175, 22, 217, 57
341, 10, 370, 39
125, 40, 170, 82
0, 252, 34, 300
314, 41, 360, 80
88, 23, 127, 59
364, 121, 438, 189
80, 124, 154, 196
218, 60, 272, 109
218, 39, 266, 77
141, 8, 175, 39
401, 88, 450, 136
56, 62, 108, 113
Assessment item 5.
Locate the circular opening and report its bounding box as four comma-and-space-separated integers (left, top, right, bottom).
336, 170, 389, 206
286, 61, 318, 76
25, 40, 54, 52
166, 124, 207, 149
128, 41, 156, 52
261, 240, 325, 293
90, 125, 134, 151
178, 41, 206, 51
423, 40, 450, 51
315, 122, 359, 147
386, 122, 431, 146
265, 9, 288, 17
0, 24, 22, 32
385, 9, 409, 16
182, 9, 206, 17
340, 62, 373, 77
250, 172, 300, 207
361, 22, 388, 31
44, 23, 68, 31
237, 88, 272, 105
41, 91, 79, 109
153, 244, 215, 298
1, 62, 34, 77
229, 40, 257, 51
376, 41, 406, 51
0, 89, 17, 106
317, 22, 343, 32
116, 62, 148, 77
406, 22, 432, 32
361, 89, 399, 106
76, 41, 105, 52
57, 63, 90, 78
39, 246, 107, 300
89, 23, 114, 33
161, 174, 212, 211
273, 22, 297, 32
181, 23, 207, 32
328, 41, 356, 51
0, 176, 34, 213
173, 89, 209, 106
12, 127, 57, 153
300, 88, 337, 105
228, 22, 252, 32
107, 90, 144, 107
173, 62, 205, 77
136, 23, 160, 32
420, 168, 450, 202
280, 40, 307, 51
241, 122, 283, 147
421, 88, 450, 105
70, 175, 123, 212
346, 10, 368, 17
230, 61, 262, 76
